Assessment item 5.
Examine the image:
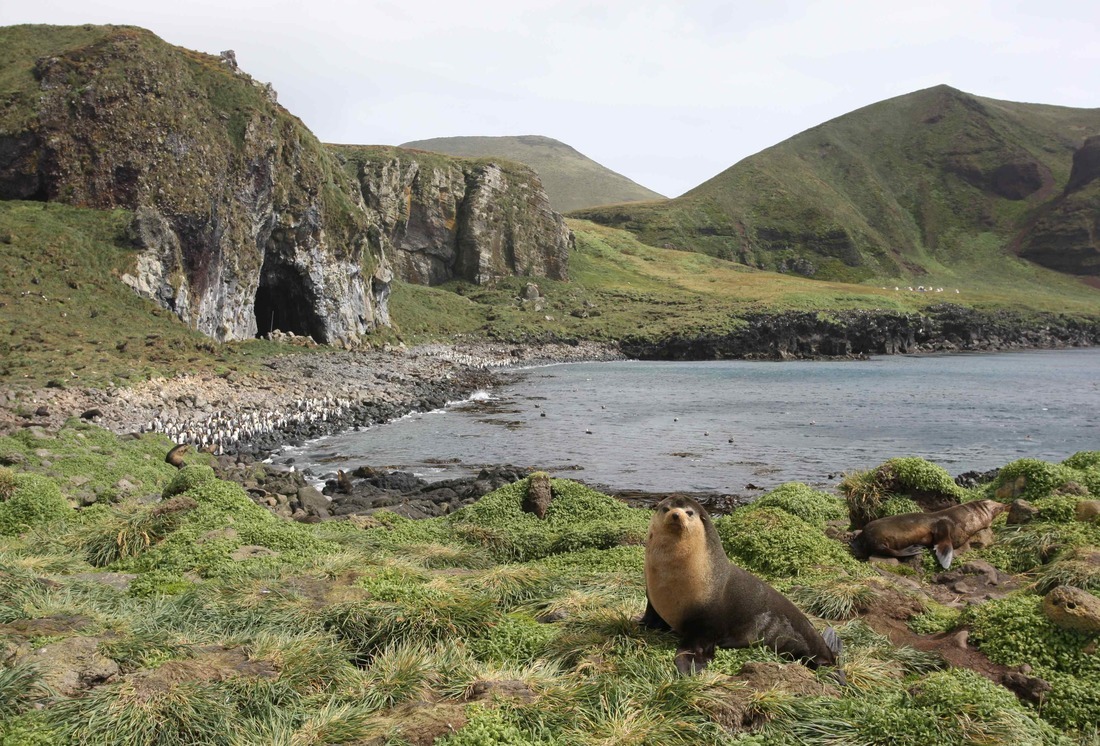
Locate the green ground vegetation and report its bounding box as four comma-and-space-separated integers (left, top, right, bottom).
1, 426, 1098, 744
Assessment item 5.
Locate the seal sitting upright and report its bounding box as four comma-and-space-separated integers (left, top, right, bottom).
849, 499, 1007, 569
643, 495, 844, 678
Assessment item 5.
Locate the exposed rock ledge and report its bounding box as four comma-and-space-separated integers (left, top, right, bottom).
620, 305, 1100, 360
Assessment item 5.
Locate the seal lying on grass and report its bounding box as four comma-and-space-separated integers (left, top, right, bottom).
849, 499, 1007, 569
643, 495, 844, 679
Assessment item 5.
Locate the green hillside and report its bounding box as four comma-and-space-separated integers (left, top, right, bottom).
574, 85, 1100, 286
399, 135, 665, 212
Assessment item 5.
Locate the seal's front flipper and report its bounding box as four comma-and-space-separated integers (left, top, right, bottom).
934, 540, 954, 569
822, 626, 844, 661
640, 598, 671, 631
674, 643, 714, 675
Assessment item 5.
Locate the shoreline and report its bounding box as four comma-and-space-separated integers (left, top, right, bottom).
0, 341, 625, 457
2, 336, 1097, 465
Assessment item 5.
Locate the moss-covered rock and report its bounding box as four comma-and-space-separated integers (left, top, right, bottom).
840, 457, 964, 528
990, 458, 1081, 502
1033, 495, 1085, 523
752, 482, 847, 528
715, 506, 867, 579
0, 473, 73, 535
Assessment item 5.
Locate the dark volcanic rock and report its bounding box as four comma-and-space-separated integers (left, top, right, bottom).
620, 305, 1100, 360
324, 465, 534, 519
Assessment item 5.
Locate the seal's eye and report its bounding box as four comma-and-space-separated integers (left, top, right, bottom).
685, 509, 694, 517
661, 506, 670, 513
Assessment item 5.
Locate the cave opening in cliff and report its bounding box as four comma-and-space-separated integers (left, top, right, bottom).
254, 260, 326, 343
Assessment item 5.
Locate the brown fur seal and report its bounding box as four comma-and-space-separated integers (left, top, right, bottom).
850, 499, 1007, 569
642, 495, 844, 678
165, 443, 190, 469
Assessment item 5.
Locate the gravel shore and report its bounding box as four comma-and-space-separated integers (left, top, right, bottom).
0, 341, 623, 456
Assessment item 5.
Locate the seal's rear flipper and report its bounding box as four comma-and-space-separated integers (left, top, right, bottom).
934, 541, 954, 569
822, 626, 844, 660
893, 544, 925, 557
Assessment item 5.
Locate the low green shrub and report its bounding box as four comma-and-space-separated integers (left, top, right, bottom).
715, 507, 866, 579
468, 612, 557, 665
436, 705, 545, 746
977, 522, 1100, 574
1033, 495, 1083, 523
1062, 451, 1100, 471
966, 593, 1099, 677
753, 482, 847, 528
908, 603, 962, 635
449, 478, 649, 562
880, 496, 922, 517
0, 467, 15, 500
162, 464, 217, 498
840, 457, 963, 527
989, 459, 1080, 502
0, 473, 73, 536
1038, 670, 1100, 731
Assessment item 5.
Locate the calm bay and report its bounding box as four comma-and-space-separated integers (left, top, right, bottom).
287, 348, 1100, 493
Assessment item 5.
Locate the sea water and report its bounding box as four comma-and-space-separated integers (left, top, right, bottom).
287, 349, 1100, 493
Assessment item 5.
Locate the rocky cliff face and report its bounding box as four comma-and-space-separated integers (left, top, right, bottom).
0, 26, 570, 343
334, 146, 571, 286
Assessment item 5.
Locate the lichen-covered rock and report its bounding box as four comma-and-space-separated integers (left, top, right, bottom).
1006, 498, 1038, 524
1042, 585, 1100, 634
1076, 500, 1100, 523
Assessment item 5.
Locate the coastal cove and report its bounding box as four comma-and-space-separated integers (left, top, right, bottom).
288, 347, 1100, 494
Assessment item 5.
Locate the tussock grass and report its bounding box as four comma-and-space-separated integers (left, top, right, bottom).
2, 427, 1098, 744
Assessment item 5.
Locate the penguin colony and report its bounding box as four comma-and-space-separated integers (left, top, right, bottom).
140, 396, 355, 455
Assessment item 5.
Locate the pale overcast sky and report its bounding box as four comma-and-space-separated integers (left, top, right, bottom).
2, 1, 1097, 198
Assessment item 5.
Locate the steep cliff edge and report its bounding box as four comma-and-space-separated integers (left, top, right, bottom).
0, 25, 570, 343
333, 145, 571, 286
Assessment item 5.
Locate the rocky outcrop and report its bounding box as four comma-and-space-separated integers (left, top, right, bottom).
335, 146, 571, 286
620, 304, 1100, 360
0, 26, 569, 344
1018, 136, 1100, 276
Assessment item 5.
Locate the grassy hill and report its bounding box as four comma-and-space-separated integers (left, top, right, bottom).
574, 85, 1100, 287
399, 135, 665, 213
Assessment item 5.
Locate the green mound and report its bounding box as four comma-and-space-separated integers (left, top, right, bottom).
715, 506, 866, 578
841, 457, 965, 527
0, 472, 73, 535
752, 482, 847, 528
990, 458, 1085, 502
449, 477, 649, 561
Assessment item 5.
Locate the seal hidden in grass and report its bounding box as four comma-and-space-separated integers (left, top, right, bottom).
849, 499, 1007, 569
642, 495, 844, 679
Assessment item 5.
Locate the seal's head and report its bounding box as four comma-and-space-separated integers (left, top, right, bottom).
651, 495, 708, 539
